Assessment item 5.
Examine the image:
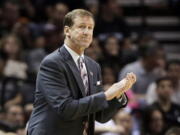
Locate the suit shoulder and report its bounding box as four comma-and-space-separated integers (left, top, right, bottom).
85, 56, 100, 67
41, 49, 63, 67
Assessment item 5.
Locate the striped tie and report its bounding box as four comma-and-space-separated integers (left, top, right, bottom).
78, 56, 89, 95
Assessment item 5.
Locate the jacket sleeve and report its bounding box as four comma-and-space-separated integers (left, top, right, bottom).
95, 64, 128, 123
37, 58, 109, 121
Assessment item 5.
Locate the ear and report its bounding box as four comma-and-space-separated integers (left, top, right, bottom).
64, 26, 70, 37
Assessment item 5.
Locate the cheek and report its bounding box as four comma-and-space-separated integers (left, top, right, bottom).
90, 36, 93, 41
89, 31, 93, 37
74, 31, 83, 38
74, 29, 83, 34
168, 89, 173, 94
69, 29, 78, 36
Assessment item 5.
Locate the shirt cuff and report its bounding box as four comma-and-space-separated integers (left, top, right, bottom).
117, 94, 128, 106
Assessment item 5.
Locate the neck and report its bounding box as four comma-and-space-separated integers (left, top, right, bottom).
158, 99, 171, 112
64, 38, 84, 55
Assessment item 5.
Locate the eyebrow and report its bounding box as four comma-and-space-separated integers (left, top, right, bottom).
78, 22, 94, 25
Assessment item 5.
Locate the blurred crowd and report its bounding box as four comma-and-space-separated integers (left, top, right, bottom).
0, 0, 180, 135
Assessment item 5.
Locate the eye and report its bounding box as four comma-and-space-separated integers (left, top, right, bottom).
88, 26, 93, 30
79, 25, 86, 29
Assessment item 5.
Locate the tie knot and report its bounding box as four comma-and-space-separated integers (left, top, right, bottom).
78, 56, 84, 63
78, 56, 84, 69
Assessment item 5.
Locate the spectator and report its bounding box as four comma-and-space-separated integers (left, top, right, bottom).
0, 34, 27, 79
0, 104, 25, 132
149, 76, 180, 128
102, 35, 121, 75
146, 59, 180, 105
118, 44, 166, 105
142, 107, 166, 135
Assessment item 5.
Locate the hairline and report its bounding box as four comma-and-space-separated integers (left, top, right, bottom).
63, 9, 95, 28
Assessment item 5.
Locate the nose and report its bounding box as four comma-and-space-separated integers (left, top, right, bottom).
83, 28, 91, 35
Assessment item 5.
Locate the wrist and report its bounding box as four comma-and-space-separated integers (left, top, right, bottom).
116, 92, 124, 99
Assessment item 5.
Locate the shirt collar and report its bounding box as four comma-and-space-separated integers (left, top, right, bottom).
64, 44, 84, 66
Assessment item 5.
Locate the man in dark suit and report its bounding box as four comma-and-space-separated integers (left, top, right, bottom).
27, 9, 136, 135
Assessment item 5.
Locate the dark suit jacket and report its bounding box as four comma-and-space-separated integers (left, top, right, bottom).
27, 46, 128, 135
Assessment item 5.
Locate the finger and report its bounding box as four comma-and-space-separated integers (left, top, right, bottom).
127, 74, 133, 84
128, 73, 136, 83
131, 74, 136, 83
126, 73, 131, 80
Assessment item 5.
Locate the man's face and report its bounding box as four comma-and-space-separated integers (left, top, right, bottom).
66, 16, 94, 50
157, 80, 173, 101
6, 105, 24, 126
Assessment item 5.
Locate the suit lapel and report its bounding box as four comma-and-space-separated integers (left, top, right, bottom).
59, 46, 86, 97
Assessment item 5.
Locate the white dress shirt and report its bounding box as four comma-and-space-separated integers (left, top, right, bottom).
64, 44, 84, 68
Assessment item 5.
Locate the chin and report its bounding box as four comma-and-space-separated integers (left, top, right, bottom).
80, 43, 91, 48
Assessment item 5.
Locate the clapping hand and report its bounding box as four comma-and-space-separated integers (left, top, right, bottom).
116, 72, 136, 98
105, 72, 136, 100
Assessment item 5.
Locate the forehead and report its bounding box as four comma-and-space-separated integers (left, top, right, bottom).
159, 80, 172, 86
9, 106, 22, 112
73, 15, 94, 26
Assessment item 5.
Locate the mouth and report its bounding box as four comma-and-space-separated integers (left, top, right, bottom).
81, 38, 90, 41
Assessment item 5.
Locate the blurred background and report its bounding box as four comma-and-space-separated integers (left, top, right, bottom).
0, 0, 180, 135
